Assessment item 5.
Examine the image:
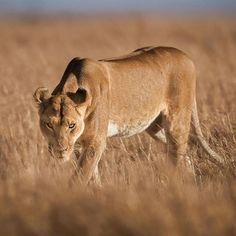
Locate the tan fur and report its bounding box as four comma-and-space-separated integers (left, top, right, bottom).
34, 46, 223, 184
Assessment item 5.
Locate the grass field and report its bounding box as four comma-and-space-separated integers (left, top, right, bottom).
0, 14, 235, 235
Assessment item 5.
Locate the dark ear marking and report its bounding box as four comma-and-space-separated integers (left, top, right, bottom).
33, 87, 50, 104
67, 88, 87, 104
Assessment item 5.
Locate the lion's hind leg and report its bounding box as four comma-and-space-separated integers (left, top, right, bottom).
162, 107, 195, 175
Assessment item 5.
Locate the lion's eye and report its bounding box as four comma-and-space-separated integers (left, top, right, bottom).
69, 123, 76, 129
46, 122, 53, 129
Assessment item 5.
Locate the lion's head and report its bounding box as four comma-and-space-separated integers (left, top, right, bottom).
34, 76, 90, 161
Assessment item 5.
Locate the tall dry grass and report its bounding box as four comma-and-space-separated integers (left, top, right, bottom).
0, 14, 235, 235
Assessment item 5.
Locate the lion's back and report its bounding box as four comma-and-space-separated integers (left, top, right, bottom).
100, 46, 196, 123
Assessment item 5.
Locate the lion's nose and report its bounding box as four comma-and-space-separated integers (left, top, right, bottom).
58, 139, 68, 151
60, 147, 68, 152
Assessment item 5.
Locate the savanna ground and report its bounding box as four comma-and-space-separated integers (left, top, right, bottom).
0, 14, 235, 235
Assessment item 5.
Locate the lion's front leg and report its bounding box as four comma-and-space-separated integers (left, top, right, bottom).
73, 144, 101, 185
73, 140, 106, 185
90, 164, 101, 186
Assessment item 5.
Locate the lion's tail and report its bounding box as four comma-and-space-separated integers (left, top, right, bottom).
192, 98, 224, 164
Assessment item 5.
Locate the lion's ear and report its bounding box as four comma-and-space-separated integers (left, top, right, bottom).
67, 88, 88, 105
67, 88, 90, 116
33, 87, 50, 104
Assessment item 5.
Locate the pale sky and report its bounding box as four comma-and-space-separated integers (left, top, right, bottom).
0, 0, 235, 13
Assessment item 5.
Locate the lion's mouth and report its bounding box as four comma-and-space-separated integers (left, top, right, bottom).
48, 144, 72, 162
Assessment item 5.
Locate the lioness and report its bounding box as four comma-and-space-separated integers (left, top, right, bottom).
34, 46, 223, 183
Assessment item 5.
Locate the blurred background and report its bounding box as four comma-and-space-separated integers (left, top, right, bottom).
0, 0, 236, 14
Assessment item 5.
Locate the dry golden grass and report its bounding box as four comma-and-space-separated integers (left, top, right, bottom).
0, 14, 235, 236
